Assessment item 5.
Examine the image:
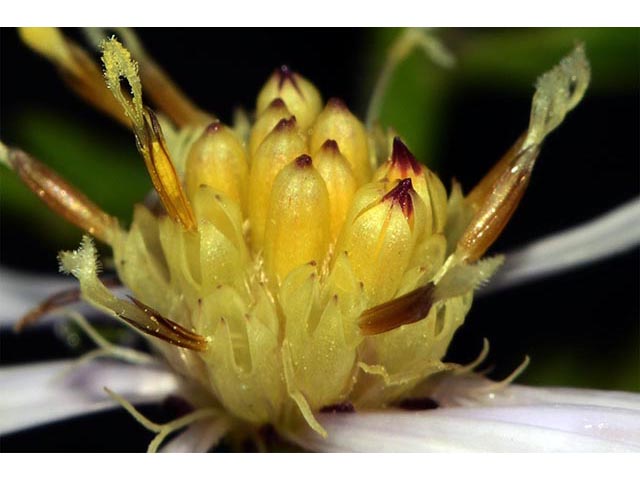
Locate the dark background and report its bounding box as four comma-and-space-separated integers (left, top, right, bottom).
1, 28, 638, 452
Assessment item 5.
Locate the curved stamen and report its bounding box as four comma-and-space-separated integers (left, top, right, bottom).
101, 38, 197, 232
58, 236, 208, 352
0, 143, 120, 244
458, 44, 590, 262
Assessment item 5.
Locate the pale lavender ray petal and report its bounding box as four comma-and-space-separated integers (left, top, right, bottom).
160, 417, 231, 453
292, 402, 640, 452
483, 384, 640, 412
479, 197, 640, 296
294, 379, 640, 452
0, 359, 178, 435
425, 374, 640, 412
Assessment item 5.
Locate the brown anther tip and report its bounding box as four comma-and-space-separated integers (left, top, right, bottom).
278, 64, 293, 77
275, 65, 302, 94
268, 98, 287, 109
205, 121, 223, 134
123, 296, 208, 351
275, 116, 297, 131
383, 178, 415, 218
327, 98, 347, 110
321, 139, 340, 154
391, 137, 422, 175
295, 154, 313, 168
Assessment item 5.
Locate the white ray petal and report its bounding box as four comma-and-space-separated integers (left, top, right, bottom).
480, 197, 640, 295
290, 379, 640, 453
159, 417, 231, 453
426, 374, 640, 412
0, 359, 178, 435
481, 384, 640, 412
293, 403, 640, 452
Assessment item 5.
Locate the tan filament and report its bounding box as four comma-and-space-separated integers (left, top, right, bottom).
457, 145, 540, 262
359, 282, 435, 336
461, 45, 590, 262
3, 147, 119, 244
465, 132, 526, 212
122, 296, 209, 351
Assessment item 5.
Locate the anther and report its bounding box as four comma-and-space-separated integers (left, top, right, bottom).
205, 121, 224, 134
383, 178, 415, 219
275, 117, 297, 131
391, 137, 423, 176
359, 283, 436, 335
295, 154, 313, 168
269, 98, 287, 109
327, 97, 347, 109
310, 99, 371, 185
1, 145, 119, 244
321, 139, 340, 153
276, 65, 302, 94
256, 66, 322, 130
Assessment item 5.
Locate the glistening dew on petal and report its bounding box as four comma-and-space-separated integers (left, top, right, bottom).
1, 28, 593, 449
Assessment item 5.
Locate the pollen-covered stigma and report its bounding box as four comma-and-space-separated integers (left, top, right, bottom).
1, 29, 590, 445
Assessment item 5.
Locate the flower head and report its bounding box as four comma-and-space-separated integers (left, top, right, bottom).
3, 28, 636, 453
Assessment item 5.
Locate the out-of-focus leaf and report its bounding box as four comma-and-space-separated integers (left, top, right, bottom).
362, 28, 638, 170
1, 108, 149, 245
521, 346, 640, 392
361, 28, 451, 168
455, 28, 639, 91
